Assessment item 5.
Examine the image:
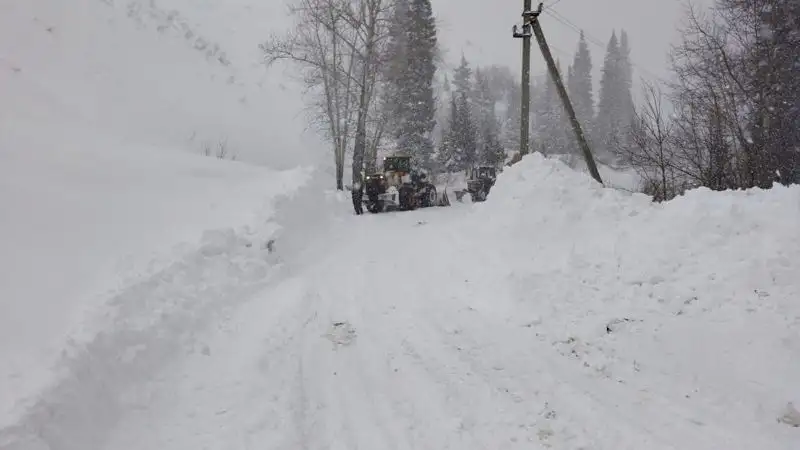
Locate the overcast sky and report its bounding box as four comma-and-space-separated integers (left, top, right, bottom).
433, 0, 711, 90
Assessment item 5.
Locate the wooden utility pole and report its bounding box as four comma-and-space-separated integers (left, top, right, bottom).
512, 0, 533, 156
518, 3, 604, 184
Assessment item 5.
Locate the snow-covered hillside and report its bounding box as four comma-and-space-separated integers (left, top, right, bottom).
0, 0, 317, 167
0, 0, 322, 435
0, 133, 310, 430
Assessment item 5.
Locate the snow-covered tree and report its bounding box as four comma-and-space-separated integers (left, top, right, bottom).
437, 94, 458, 172
263, 0, 393, 191
533, 61, 570, 155
500, 79, 522, 155
436, 55, 478, 172
473, 69, 504, 166
386, 0, 438, 170
448, 90, 478, 171
618, 30, 635, 126
567, 31, 594, 136
452, 54, 473, 99
596, 30, 635, 159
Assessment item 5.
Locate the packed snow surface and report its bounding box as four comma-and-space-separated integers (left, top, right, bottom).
2, 1, 798, 448
3, 151, 798, 449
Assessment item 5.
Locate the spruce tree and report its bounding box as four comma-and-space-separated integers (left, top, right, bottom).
441, 55, 477, 172
437, 94, 458, 172
452, 55, 473, 99
481, 116, 505, 167
534, 61, 569, 155
474, 69, 504, 166
501, 80, 522, 154
596, 30, 624, 155
745, 0, 800, 184
452, 91, 478, 170
385, 0, 410, 136
386, 0, 438, 170
618, 30, 635, 126
568, 31, 594, 133
473, 69, 491, 153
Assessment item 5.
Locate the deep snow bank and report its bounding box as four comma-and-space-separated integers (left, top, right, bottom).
0, 123, 309, 429
0, 0, 324, 432
465, 153, 800, 443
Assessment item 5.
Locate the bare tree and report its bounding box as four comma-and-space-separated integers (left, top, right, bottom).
262, 0, 358, 190
262, 0, 393, 192
668, 4, 752, 190
618, 80, 681, 201
665, 0, 799, 193
340, 0, 394, 194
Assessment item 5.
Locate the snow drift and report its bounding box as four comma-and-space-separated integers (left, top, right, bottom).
0, 125, 309, 430
456, 153, 800, 447
0, 0, 318, 434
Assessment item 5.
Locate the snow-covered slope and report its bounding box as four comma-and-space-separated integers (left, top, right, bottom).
0, 119, 310, 430
5, 152, 790, 449
0, 0, 321, 435
0, 0, 316, 167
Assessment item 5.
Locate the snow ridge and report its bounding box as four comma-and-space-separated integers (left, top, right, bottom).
0, 225, 285, 450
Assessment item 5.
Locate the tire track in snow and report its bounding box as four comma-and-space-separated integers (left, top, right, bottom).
100, 275, 317, 450
0, 227, 282, 450
290, 208, 542, 450
293, 277, 424, 449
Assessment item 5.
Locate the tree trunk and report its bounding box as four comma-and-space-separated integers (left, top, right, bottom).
353, 93, 369, 194
352, 1, 380, 209
336, 150, 344, 190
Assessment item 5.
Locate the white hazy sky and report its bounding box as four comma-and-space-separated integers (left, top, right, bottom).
433, 0, 711, 89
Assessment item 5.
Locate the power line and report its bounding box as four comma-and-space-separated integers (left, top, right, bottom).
545, 9, 606, 50
541, 5, 670, 84
542, 0, 568, 10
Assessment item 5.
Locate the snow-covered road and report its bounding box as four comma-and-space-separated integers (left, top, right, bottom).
96, 201, 794, 450
3, 156, 798, 450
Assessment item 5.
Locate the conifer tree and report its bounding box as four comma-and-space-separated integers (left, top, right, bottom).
385, 0, 409, 135
452, 55, 473, 99
474, 69, 504, 166
437, 94, 458, 172
501, 80, 522, 153
452, 91, 478, 170
386, 0, 438, 170
568, 31, 595, 133
595, 30, 634, 157
534, 61, 569, 155
618, 30, 635, 126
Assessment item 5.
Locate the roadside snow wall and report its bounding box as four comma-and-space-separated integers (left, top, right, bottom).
459, 152, 800, 444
